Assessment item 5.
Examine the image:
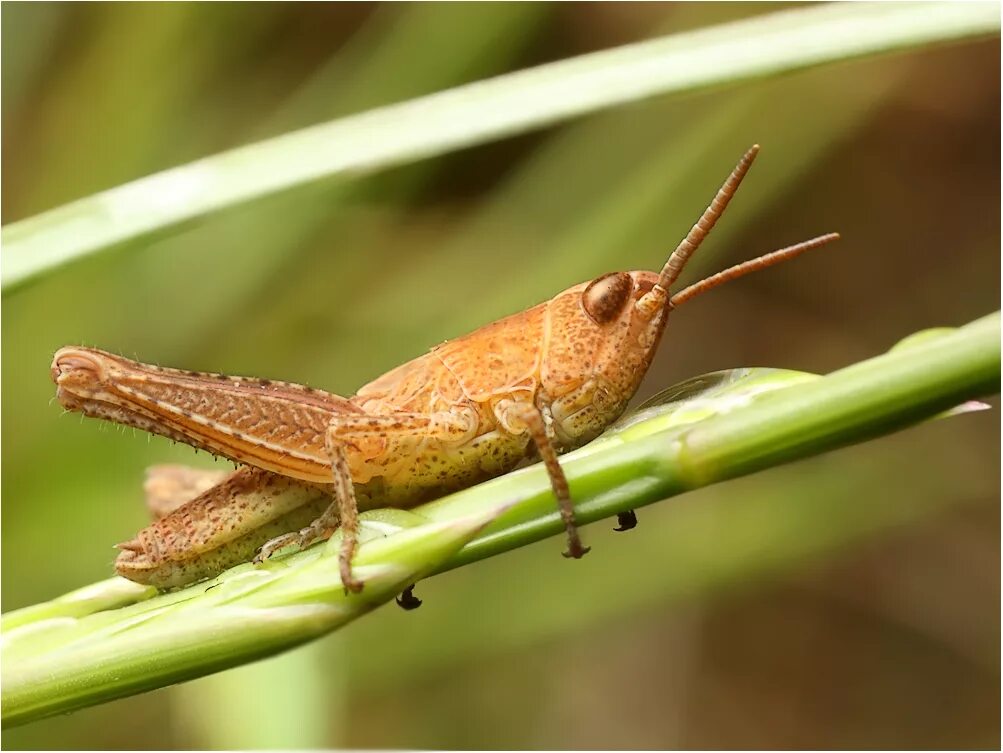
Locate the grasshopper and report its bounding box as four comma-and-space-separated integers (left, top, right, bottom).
51, 145, 839, 593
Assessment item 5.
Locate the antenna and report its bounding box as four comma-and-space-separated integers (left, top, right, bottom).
669, 233, 840, 308
658, 144, 760, 291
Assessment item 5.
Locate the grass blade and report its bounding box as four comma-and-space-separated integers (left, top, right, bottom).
2, 2, 997, 291
0, 506, 504, 727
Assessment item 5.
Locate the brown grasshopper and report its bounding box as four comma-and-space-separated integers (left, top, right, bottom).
51, 145, 839, 593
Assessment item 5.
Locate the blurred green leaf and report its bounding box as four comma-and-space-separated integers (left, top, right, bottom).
2, 2, 997, 290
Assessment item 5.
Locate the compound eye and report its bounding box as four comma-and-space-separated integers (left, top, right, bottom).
582, 272, 633, 324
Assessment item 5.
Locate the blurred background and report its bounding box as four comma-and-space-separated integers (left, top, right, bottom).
1, 2, 999, 749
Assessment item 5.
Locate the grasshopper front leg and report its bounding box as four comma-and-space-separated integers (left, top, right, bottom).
497, 400, 590, 559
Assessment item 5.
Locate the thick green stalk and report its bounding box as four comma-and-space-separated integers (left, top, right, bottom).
1, 314, 997, 727
0, 509, 505, 727
2, 2, 997, 290
677, 313, 1000, 485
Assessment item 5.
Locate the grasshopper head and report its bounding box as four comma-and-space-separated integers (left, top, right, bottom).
578, 268, 670, 378
546, 224, 838, 449
541, 269, 670, 448
543, 145, 839, 449
545, 147, 765, 448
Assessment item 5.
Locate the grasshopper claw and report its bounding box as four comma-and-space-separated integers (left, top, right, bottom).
396, 585, 422, 610
254, 532, 301, 563
342, 578, 364, 595
256, 523, 330, 564
614, 510, 637, 532
340, 558, 364, 594
562, 540, 591, 559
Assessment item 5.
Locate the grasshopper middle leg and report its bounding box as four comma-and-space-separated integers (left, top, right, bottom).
256, 410, 478, 594
253, 442, 356, 589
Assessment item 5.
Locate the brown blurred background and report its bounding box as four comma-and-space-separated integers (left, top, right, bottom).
2, 3, 999, 749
